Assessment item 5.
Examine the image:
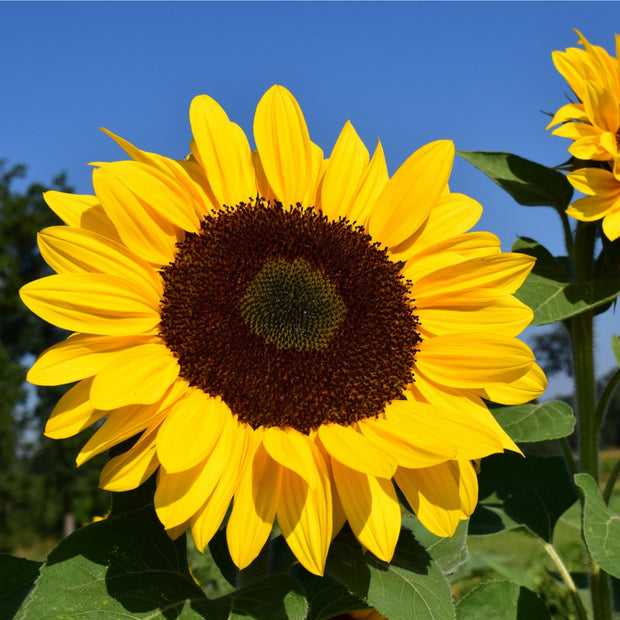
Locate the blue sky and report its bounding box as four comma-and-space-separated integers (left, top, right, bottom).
2, 1, 619, 390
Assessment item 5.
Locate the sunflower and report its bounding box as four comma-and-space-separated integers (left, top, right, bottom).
20, 85, 545, 576
547, 30, 620, 162
566, 163, 620, 240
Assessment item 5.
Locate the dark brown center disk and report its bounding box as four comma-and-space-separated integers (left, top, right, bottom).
159, 199, 420, 433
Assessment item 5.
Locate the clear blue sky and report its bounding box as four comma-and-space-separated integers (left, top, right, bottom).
2, 1, 619, 390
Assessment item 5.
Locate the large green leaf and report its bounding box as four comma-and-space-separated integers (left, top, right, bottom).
490, 401, 575, 442
456, 581, 550, 619
325, 526, 455, 620
469, 452, 578, 541
0, 555, 42, 620
575, 473, 620, 579
456, 150, 573, 211
401, 515, 469, 576
512, 237, 620, 325
17, 503, 307, 620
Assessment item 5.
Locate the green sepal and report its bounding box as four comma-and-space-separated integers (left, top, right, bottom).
512, 237, 620, 325
490, 401, 575, 442
456, 150, 573, 211
455, 581, 550, 619
612, 335, 620, 367
574, 473, 620, 579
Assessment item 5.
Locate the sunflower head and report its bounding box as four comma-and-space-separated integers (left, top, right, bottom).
20, 84, 545, 576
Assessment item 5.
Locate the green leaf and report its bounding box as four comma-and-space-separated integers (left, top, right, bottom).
0, 554, 42, 620
325, 526, 455, 620
574, 473, 620, 579
402, 515, 469, 576
470, 452, 578, 541
288, 568, 368, 620
456, 581, 550, 620
490, 401, 575, 442
17, 503, 307, 620
512, 237, 620, 325
612, 335, 620, 367
456, 150, 573, 211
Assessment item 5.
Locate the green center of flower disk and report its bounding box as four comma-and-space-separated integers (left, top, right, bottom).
239, 258, 346, 351
159, 199, 421, 433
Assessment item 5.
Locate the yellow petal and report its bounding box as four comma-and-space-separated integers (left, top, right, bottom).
411, 253, 535, 298
76, 401, 166, 466
190, 422, 254, 551
189, 95, 256, 207
227, 441, 282, 570
416, 292, 533, 338
603, 207, 620, 241
395, 460, 471, 537
318, 423, 397, 478
44, 378, 108, 439
254, 85, 314, 207
19, 273, 161, 336
99, 421, 162, 492
263, 427, 318, 490
43, 191, 99, 227
90, 343, 180, 410
277, 443, 332, 576
331, 461, 400, 562
38, 226, 162, 298
416, 333, 534, 388
320, 121, 369, 220
348, 139, 389, 225
27, 333, 158, 386
94, 161, 201, 233
92, 166, 180, 266
156, 392, 229, 473
368, 140, 454, 248
155, 412, 236, 528
480, 363, 547, 405
383, 398, 505, 461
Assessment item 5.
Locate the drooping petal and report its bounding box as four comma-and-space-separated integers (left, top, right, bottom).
44, 378, 108, 439
277, 443, 332, 576
479, 363, 548, 405
99, 421, 162, 492
331, 461, 400, 563
227, 441, 283, 570
156, 392, 229, 473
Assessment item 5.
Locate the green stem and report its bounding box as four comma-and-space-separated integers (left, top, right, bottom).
542, 541, 589, 620
559, 437, 579, 478
571, 222, 612, 619
560, 210, 575, 259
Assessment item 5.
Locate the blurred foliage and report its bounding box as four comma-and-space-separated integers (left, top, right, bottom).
0, 160, 109, 553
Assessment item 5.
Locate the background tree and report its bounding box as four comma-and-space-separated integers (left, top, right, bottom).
0, 161, 109, 553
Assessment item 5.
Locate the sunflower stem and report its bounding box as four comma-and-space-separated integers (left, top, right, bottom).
570, 222, 612, 620
541, 541, 588, 620
603, 458, 620, 506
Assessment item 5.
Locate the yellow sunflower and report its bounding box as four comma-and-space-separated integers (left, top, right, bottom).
547, 30, 620, 162
566, 163, 620, 240
20, 85, 545, 576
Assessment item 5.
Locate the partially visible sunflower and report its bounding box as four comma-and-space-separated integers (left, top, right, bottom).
547, 30, 620, 162
20, 85, 545, 576
566, 163, 620, 241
